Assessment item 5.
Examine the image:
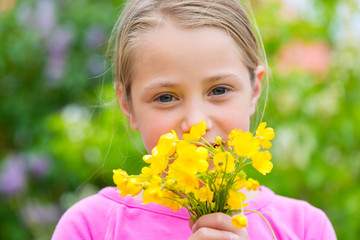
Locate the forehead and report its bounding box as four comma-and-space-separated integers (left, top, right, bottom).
131, 20, 245, 74
137, 19, 239, 50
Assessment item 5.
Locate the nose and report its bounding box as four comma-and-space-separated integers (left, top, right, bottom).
180, 101, 212, 134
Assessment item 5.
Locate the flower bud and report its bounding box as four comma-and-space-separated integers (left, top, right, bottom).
142, 182, 149, 190
166, 179, 176, 189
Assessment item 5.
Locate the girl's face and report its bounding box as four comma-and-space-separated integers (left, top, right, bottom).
119, 20, 264, 153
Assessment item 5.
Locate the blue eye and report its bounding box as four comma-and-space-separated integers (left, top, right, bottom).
211, 87, 227, 95
158, 94, 174, 103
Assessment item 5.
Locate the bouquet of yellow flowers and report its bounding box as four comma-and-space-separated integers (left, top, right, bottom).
113, 120, 275, 236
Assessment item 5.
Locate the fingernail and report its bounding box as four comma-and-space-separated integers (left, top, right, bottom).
191, 222, 197, 232
230, 233, 241, 240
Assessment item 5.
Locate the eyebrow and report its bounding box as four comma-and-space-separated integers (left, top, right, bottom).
144, 73, 240, 89
205, 73, 239, 83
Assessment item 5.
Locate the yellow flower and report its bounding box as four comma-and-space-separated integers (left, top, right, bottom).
168, 169, 199, 194
161, 189, 181, 211
183, 119, 206, 141
141, 166, 156, 177
246, 178, 260, 191
142, 154, 153, 164
252, 150, 273, 175
149, 156, 168, 175
233, 176, 246, 190
165, 179, 176, 189
213, 152, 235, 173
175, 144, 209, 174
229, 131, 260, 158
154, 130, 178, 157
143, 185, 163, 205
142, 154, 168, 176
113, 122, 276, 223
119, 177, 142, 197
227, 189, 246, 209
232, 214, 248, 229
149, 175, 162, 185
113, 169, 128, 187
228, 128, 241, 140
256, 122, 275, 149
194, 185, 214, 202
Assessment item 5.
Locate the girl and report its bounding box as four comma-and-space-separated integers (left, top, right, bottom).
53, 0, 337, 239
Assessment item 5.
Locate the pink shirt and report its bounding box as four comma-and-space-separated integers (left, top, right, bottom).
52, 186, 336, 239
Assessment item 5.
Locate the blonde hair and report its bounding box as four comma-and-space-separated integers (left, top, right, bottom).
110, 0, 269, 105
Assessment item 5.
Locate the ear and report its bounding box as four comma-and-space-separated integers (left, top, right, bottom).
117, 86, 139, 131
250, 65, 265, 116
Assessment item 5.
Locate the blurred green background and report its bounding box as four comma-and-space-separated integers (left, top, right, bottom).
0, 0, 359, 239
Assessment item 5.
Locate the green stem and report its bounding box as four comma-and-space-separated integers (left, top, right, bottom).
200, 137, 214, 149
186, 140, 209, 149
163, 195, 181, 204
243, 209, 277, 240
186, 139, 216, 154
220, 140, 225, 152
238, 161, 252, 169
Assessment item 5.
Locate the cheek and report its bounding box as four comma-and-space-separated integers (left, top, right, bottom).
138, 121, 175, 153
131, 104, 170, 153
223, 113, 250, 132
139, 126, 159, 153
216, 101, 251, 132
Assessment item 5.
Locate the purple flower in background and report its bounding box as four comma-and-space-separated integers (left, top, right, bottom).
21, 202, 62, 226
85, 26, 106, 49
46, 27, 74, 55
46, 53, 66, 82
0, 153, 27, 196
16, 0, 56, 37
34, 0, 56, 37
28, 154, 50, 178
87, 55, 105, 77
45, 26, 74, 82
85, 26, 106, 77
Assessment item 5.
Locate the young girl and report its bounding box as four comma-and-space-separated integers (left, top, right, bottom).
52, 0, 337, 239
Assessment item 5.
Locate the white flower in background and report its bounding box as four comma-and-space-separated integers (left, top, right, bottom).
274, 88, 300, 116
61, 105, 91, 143
83, 146, 102, 165
280, 0, 315, 20
304, 85, 341, 119
273, 124, 317, 169
332, 2, 360, 47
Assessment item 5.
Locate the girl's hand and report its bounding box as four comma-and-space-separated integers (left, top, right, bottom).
188, 213, 249, 240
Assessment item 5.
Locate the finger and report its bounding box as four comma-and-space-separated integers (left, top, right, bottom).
191, 213, 243, 235
188, 227, 248, 240
188, 218, 195, 230
237, 228, 249, 239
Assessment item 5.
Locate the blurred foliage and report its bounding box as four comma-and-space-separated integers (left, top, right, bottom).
0, 0, 359, 239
